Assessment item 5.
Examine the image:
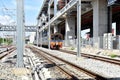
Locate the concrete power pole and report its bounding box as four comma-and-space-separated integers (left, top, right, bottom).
16, 0, 25, 67
77, 0, 81, 57
48, 3, 51, 49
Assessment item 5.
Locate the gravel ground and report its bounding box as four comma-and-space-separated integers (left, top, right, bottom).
0, 59, 17, 80
33, 45, 120, 79
26, 48, 71, 80
62, 47, 120, 60
0, 49, 32, 80
0, 50, 18, 80
40, 49, 93, 80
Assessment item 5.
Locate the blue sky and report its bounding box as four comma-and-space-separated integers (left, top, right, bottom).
0, 0, 44, 25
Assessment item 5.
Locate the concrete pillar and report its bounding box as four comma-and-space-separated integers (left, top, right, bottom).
65, 16, 75, 46
39, 32, 42, 47
36, 28, 39, 47
50, 28, 53, 34
116, 21, 120, 35
108, 6, 112, 33
90, 27, 93, 37
54, 25, 58, 33
92, 0, 108, 48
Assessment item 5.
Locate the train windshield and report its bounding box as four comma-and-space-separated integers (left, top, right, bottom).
55, 35, 61, 40
51, 33, 63, 41
51, 35, 61, 40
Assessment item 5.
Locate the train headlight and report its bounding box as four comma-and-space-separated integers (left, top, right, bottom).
56, 42, 58, 45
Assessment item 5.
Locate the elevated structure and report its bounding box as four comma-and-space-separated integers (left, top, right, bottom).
36, 0, 120, 51
0, 25, 37, 32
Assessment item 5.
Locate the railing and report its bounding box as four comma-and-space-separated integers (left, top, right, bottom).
39, 0, 78, 32
50, 0, 78, 24
63, 36, 120, 50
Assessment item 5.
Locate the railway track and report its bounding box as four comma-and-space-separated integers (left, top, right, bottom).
0, 47, 16, 59
0, 45, 12, 48
0, 46, 14, 54
29, 47, 78, 80
29, 46, 107, 80
59, 49, 120, 66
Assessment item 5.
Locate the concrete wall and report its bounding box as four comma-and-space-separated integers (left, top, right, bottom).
116, 20, 120, 35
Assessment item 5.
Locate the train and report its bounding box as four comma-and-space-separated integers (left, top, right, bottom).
50, 33, 63, 49
34, 32, 63, 50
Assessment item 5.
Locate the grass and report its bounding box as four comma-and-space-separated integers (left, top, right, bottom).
70, 47, 75, 50
109, 54, 117, 58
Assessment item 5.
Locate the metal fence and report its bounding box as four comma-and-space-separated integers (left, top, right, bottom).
63, 35, 120, 50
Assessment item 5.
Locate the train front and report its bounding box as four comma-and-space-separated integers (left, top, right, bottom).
50, 33, 63, 50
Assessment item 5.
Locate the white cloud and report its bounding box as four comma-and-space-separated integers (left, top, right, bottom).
0, 15, 15, 25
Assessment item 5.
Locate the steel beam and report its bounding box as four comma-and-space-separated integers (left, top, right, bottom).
16, 0, 24, 67
39, 0, 78, 32
77, 0, 81, 57
0, 25, 37, 32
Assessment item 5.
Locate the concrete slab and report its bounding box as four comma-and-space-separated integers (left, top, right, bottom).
12, 68, 30, 76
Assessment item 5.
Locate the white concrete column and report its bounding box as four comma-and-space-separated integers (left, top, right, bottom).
65, 16, 75, 46
54, 25, 58, 33
92, 0, 108, 48
16, 0, 24, 67
36, 28, 39, 47
39, 32, 42, 47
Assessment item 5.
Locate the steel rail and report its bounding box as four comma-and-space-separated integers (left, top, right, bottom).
29, 46, 107, 80
0, 48, 15, 59
59, 49, 120, 66
29, 47, 78, 80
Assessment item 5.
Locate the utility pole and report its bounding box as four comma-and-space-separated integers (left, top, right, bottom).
48, 3, 51, 49
16, 0, 24, 67
77, 0, 81, 57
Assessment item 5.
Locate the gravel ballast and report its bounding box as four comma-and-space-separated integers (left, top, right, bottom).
33, 46, 120, 79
